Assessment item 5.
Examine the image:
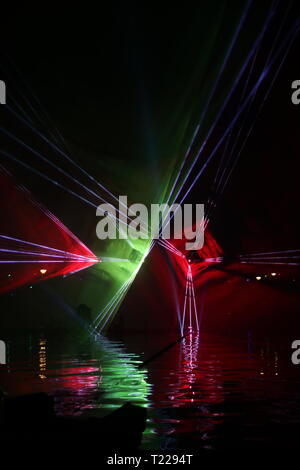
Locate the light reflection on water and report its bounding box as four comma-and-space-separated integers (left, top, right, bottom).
0, 334, 151, 417
1, 331, 300, 449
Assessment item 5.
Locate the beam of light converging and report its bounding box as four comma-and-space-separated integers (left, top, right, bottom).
180, 265, 199, 335
4, 55, 153, 243
163, 0, 252, 212
2, 107, 151, 236
205, 47, 261, 225
0, 151, 135, 247
3, 72, 151, 238
93, 279, 131, 329
0, 126, 152, 238
1, 151, 99, 207
181, 2, 274, 194
94, 287, 126, 329
0, 248, 96, 262
2, 5, 297, 335
163, 19, 300, 235
156, 239, 176, 252
208, 2, 291, 199
92, 239, 155, 330
4, 104, 123, 206
162, 239, 185, 256
156, 239, 184, 258
2, 102, 151, 238
205, 5, 296, 226
0, 132, 137, 236
4, 101, 152, 237
197, 49, 298, 230
97, 241, 155, 330
0, 169, 99, 292
158, 245, 184, 258
93, 281, 128, 326
0, 235, 95, 261
160, 4, 276, 233
0, 164, 102, 258
4, 100, 152, 253
0, 129, 121, 215
161, 9, 299, 237
99, 279, 134, 331
95, 273, 137, 331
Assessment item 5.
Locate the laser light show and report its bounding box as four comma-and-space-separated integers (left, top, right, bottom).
0, 1, 300, 461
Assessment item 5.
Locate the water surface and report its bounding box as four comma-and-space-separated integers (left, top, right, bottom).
1, 330, 300, 449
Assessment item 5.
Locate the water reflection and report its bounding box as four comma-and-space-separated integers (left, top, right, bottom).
145, 331, 300, 450
169, 332, 225, 407
38, 339, 47, 380
1, 331, 300, 449
0, 333, 151, 417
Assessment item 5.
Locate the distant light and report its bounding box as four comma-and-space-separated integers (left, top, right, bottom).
40, 269, 47, 275
7, 274, 11, 277
271, 272, 276, 276
29, 286, 33, 289
256, 276, 262, 281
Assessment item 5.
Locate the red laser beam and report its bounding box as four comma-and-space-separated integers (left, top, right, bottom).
0, 166, 98, 294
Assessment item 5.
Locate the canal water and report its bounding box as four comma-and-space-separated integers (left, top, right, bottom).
1, 330, 300, 450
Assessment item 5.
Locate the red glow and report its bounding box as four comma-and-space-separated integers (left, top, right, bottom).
0, 167, 98, 293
